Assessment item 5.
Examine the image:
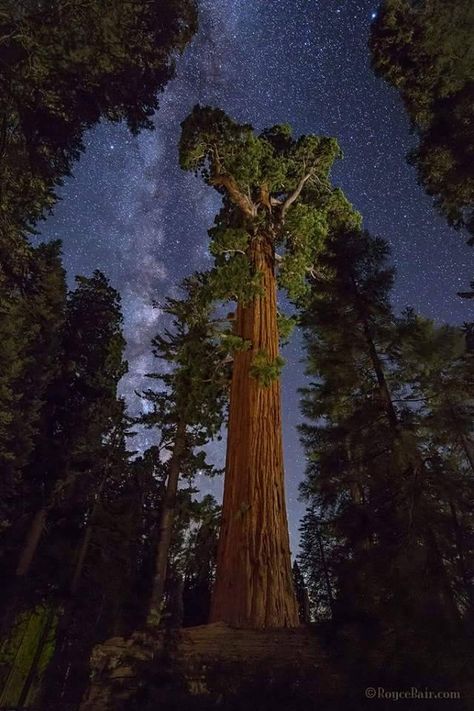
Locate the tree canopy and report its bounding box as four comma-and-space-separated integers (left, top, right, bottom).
0, 0, 197, 278
370, 0, 474, 239
180, 105, 360, 305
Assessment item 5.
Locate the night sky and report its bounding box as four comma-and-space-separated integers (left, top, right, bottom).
40, 0, 472, 553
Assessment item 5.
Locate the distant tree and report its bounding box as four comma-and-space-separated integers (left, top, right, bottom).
181, 494, 221, 627
0, 0, 197, 280
179, 105, 360, 627
297, 505, 335, 622
139, 274, 229, 627
370, 0, 474, 240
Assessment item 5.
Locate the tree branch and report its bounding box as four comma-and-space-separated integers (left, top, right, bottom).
280, 170, 314, 218
210, 172, 256, 218
209, 143, 256, 218
259, 183, 271, 210
306, 265, 328, 281
220, 248, 246, 255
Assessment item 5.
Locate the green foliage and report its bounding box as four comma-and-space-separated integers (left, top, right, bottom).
180, 106, 358, 314
249, 351, 285, 387
298, 225, 474, 692
278, 204, 328, 300
408, 83, 474, 238
180, 105, 342, 202
278, 253, 311, 301
207, 255, 263, 305
0, 241, 66, 530
180, 107, 268, 189
58, 270, 128, 481
297, 504, 335, 621
370, 0, 474, 237
209, 228, 250, 257
219, 332, 251, 353
1, 266, 131, 593
277, 313, 298, 345
140, 272, 229, 470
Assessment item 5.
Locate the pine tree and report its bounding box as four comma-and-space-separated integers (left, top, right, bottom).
297, 504, 335, 622
394, 311, 474, 615
139, 274, 229, 627
291, 561, 311, 624
298, 227, 473, 691
0, 0, 197, 280
369, 0, 474, 239
14, 411, 135, 711
12, 270, 128, 581
179, 105, 359, 627
158, 490, 221, 628
0, 241, 66, 551
0, 269, 135, 709
182, 495, 221, 628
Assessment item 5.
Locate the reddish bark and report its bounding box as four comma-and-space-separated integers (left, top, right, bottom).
210, 234, 299, 628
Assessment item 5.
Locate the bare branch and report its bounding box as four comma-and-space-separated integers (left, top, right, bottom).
306, 265, 329, 281
220, 248, 246, 255
280, 170, 314, 218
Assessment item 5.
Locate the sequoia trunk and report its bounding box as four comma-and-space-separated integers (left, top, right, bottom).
210, 234, 299, 627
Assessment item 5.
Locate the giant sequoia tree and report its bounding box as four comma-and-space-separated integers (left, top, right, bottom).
179, 106, 359, 627
370, 0, 474, 239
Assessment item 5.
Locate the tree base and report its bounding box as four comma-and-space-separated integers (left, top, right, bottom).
79, 622, 337, 710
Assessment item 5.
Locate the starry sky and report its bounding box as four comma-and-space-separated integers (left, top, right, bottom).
40, 0, 472, 553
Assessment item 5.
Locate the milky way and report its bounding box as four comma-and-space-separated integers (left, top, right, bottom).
40, 0, 473, 552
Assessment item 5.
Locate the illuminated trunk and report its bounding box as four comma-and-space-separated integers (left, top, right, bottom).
210, 234, 299, 628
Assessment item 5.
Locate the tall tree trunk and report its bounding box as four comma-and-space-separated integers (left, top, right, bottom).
16, 508, 47, 577
210, 234, 299, 628
70, 474, 108, 595
70, 521, 94, 596
147, 418, 187, 627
